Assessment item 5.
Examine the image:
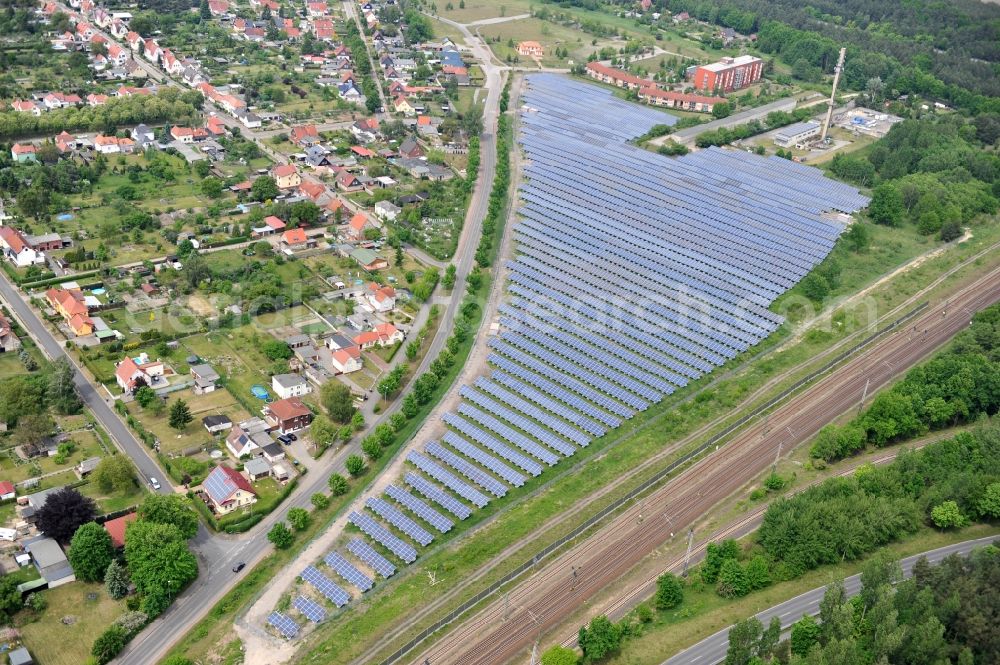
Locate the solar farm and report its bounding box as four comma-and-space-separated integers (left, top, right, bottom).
263, 74, 870, 640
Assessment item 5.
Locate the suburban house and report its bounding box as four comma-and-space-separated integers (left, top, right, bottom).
516, 40, 544, 57
102, 512, 137, 549
243, 457, 271, 481
350, 247, 388, 271
225, 421, 273, 458
330, 346, 362, 374
114, 352, 165, 394
393, 95, 415, 116
253, 215, 286, 237
346, 212, 372, 240
0, 227, 45, 267
337, 172, 364, 192
272, 164, 302, 190
374, 200, 401, 222
203, 414, 233, 434
365, 283, 396, 312
290, 124, 320, 146
23, 536, 74, 587
11, 143, 37, 163
272, 373, 312, 399
398, 136, 424, 159
374, 322, 404, 345
45, 287, 93, 335
263, 397, 313, 434
0, 313, 20, 353
189, 363, 221, 394
280, 228, 313, 251
202, 465, 257, 515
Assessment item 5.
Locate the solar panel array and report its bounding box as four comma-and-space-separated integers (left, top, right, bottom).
268, 611, 299, 639
348, 538, 396, 578
349, 511, 418, 563
301, 565, 351, 607
366, 497, 434, 546
293, 596, 326, 623
324, 550, 373, 592
266, 75, 871, 632
386, 484, 454, 533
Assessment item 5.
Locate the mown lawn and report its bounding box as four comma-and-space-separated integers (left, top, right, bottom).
20, 582, 127, 665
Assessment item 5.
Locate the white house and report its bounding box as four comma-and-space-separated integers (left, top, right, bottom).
271, 373, 312, 399
94, 135, 121, 154
374, 200, 401, 222
365, 283, 396, 313
0, 227, 45, 267
331, 348, 362, 374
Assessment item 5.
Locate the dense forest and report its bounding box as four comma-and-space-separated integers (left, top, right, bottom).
811, 303, 1000, 462
724, 544, 1000, 665
760, 421, 1000, 577
652, 0, 1000, 104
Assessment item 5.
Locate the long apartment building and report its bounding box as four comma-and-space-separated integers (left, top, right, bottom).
691, 55, 763, 92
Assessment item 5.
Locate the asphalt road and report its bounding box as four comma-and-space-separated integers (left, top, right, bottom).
663, 536, 1000, 665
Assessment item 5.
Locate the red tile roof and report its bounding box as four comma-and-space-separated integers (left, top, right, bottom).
0, 481, 14, 497
267, 397, 311, 421
103, 512, 137, 548
272, 164, 298, 178
282, 228, 308, 245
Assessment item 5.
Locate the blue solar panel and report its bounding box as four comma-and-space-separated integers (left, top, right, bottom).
323, 551, 373, 592
348, 511, 418, 563
366, 497, 434, 546
386, 484, 454, 533
407, 451, 490, 508
404, 472, 473, 520
441, 431, 526, 487
347, 538, 396, 578
426, 440, 508, 498
293, 596, 326, 623
301, 565, 350, 607
267, 611, 299, 638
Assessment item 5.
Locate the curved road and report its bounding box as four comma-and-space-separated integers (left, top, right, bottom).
664, 535, 1000, 665
407, 263, 1000, 664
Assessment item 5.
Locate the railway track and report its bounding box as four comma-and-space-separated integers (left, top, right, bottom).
408, 265, 1000, 665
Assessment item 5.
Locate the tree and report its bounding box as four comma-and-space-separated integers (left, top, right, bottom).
443, 264, 457, 289
268, 522, 294, 549
261, 340, 292, 360
68, 522, 114, 582
578, 615, 621, 660
311, 493, 330, 509
868, 183, 905, 226
138, 493, 199, 540
93, 455, 136, 494
328, 473, 349, 495
168, 399, 193, 430
362, 436, 382, 461
310, 414, 338, 451
654, 572, 683, 609
540, 645, 578, 665
844, 221, 871, 252
47, 357, 82, 414
717, 558, 751, 598
200, 176, 223, 199
724, 617, 762, 665
702, 540, 739, 584
0, 577, 18, 623
930, 500, 968, 528
321, 381, 356, 423
978, 482, 1000, 518
251, 176, 279, 202
92, 625, 128, 664
345, 454, 365, 477
712, 101, 733, 119
745, 555, 771, 591
124, 520, 198, 617
36, 487, 97, 544
199, 0, 211, 19
790, 614, 820, 656
14, 412, 54, 451
105, 559, 130, 600
287, 507, 310, 531
135, 386, 157, 408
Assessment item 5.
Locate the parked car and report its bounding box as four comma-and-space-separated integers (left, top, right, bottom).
287, 433, 297, 441
277, 434, 292, 444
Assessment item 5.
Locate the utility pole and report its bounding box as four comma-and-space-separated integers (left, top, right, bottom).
681, 529, 695, 577
771, 439, 783, 476
820, 47, 847, 142
858, 377, 870, 414
502, 592, 510, 621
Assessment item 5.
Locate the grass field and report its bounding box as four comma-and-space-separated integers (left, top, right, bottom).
20, 582, 127, 665
477, 18, 621, 68
136, 388, 253, 457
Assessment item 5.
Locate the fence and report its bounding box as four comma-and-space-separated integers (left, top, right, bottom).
378, 301, 929, 665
